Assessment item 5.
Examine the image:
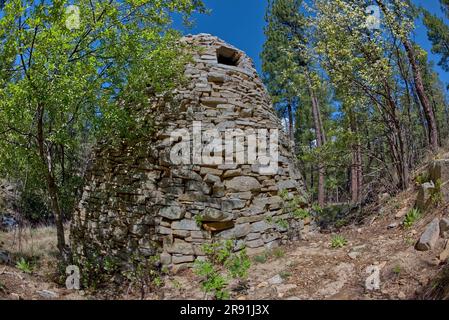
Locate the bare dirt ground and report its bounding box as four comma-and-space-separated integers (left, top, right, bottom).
1, 190, 448, 300
162, 190, 449, 300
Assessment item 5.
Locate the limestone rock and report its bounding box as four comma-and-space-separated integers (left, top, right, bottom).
415, 218, 440, 251
416, 182, 435, 210
204, 174, 221, 184
172, 263, 193, 274
172, 219, 200, 231
200, 207, 232, 222
246, 239, 264, 248
36, 290, 59, 299
251, 220, 272, 233
160, 252, 172, 265
0, 250, 10, 264
159, 205, 185, 220
440, 218, 449, 237
429, 159, 449, 183
216, 223, 251, 239
172, 255, 195, 264
268, 274, 283, 285
222, 199, 246, 211
225, 176, 261, 192
438, 239, 449, 263
166, 239, 195, 255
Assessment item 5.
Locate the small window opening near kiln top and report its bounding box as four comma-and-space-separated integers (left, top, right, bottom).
217, 46, 241, 66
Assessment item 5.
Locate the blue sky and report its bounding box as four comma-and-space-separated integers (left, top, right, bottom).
174, 0, 449, 88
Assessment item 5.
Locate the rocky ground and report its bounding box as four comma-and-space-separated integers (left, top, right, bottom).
1, 188, 448, 300
161, 197, 448, 300
1, 154, 449, 300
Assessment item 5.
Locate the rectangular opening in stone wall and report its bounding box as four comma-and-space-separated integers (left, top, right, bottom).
217, 46, 241, 66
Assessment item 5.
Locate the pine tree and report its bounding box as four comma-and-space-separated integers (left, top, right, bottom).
422, 0, 449, 73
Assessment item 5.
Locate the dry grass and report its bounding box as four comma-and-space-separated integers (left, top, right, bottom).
0, 225, 58, 260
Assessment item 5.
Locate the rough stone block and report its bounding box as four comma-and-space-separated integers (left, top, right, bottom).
159, 205, 185, 220
225, 176, 261, 192
172, 255, 195, 264
172, 219, 200, 231
416, 218, 440, 251
166, 239, 195, 255
440, 218, 449, 237
416, 182, 435, 211
216, 223, 251, 239
251, 220, 272, 233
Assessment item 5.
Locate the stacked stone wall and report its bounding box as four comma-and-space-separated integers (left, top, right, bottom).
71, 34, 309, 273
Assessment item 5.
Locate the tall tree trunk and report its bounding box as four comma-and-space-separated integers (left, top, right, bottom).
402, 39, 439, 151
375, 0, 438, 151
307, 74, 326, 207
349, 111, 363, 204
287, 101, 294, 142
37, 105, 66, 258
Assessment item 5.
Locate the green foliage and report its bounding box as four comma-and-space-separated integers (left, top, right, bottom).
19, 191, 52, 224
275, 218, 289, 230
393, 265, 403, 276
195, 214, 204, 228
422, 4, 449, 72
430, 179, 444, 206
194, 260, 229, 300
272, 248, 285, 259
253, 254, 268, 264
15, 257, 33, 274
403, 208, 422, 229
0, 0, 206, 251
279, 270, 291, 280
279, 189, 310, 221
278, 189, 290, 201
253, 248, 285, 264
292, 208, 310, 220
312, 204, 323, 215
194, 240, 251, 300
415, 172, 431, 186
330, 235, 348, 249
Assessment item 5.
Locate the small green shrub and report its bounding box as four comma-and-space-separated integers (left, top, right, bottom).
292, 208, 310, 220
254, 254, 268, 264
279, 189, 309, 222
19, 191, 52, 225
335, 218, 349, 228
279, 270, 291, 280
272, 248, 285, 259
330, 235, 348, 248
275, 218, 289, 229
194, 260, 229, 300
194, 240, 251, 300
16, 257, 33, 273
430, 179, 444, 206
393, 265, 402, 276
265, 216, 273, 224
415, 172, 430, 186
403, 208, 422, 229
278, 189, 290, 200
312, 203, 323, 214
195, 214, 204, 228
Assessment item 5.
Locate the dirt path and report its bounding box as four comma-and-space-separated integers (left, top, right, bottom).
0, 265, 85, 300
162, 197, 448, 300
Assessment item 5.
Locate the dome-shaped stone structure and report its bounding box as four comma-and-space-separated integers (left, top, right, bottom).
71, 34, 308, 273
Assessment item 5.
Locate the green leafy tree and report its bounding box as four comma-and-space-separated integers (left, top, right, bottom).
0, 0, 205, 258
262, 0, 329, 206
